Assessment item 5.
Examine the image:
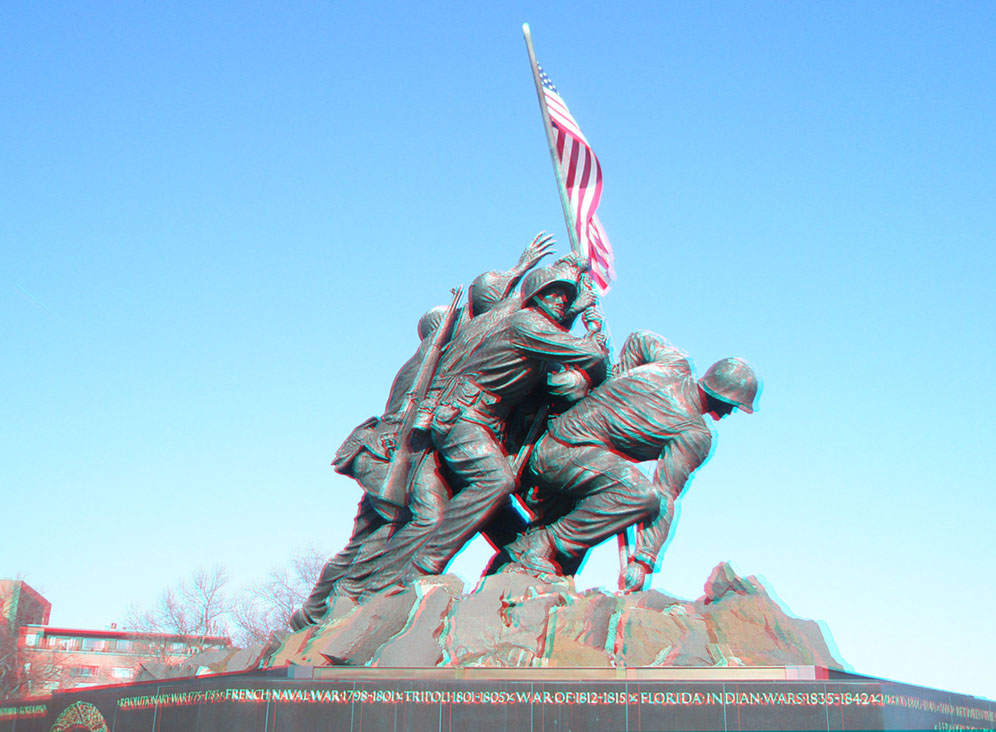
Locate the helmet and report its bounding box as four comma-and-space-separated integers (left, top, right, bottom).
468, 270, 511, 317
520, 265, 578, 305
699, 358, 759, 413
417, 306, 448, 340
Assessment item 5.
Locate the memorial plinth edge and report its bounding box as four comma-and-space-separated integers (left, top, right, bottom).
2, 663, 992, 732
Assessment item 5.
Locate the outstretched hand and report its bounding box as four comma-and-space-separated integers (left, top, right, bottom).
619, 559, 650, 593
518, 232, 556, 271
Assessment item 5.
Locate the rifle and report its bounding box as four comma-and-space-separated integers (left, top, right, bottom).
378, 286, 463, 508
511, 403, 550, 479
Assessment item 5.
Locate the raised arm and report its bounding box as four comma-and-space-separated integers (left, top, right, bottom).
512, 310, 611, 385
469, 233, 556, 317
512, 232, 557, 280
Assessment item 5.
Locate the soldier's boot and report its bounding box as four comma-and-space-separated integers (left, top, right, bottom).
505, 528, 562, 576
398, 561, 435, 587
289, 608, 315, 631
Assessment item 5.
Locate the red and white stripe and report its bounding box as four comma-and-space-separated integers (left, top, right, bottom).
541, 75, 616, 293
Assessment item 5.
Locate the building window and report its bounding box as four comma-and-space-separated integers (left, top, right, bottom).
114, 639, 133, 651
70, 666, 98, 678
111, 667, 132, 679
81, 638, 108, 652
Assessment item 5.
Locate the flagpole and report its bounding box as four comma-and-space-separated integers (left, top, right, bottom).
522, 23, 582, 258
522, 23, 629, 575
522, 24, 613, 330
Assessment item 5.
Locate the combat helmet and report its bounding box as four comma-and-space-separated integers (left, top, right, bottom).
520, 265, 578, 305
699, 358, 759, 413
468, 270, 509, 317
417, 305, 448, 340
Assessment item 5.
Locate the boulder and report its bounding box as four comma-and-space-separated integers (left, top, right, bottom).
543, 590, 618, 664
442, 568, 573, 665
310, 584, 421, 666
370, 575, 463, 667
612, 602, 713, 667
258, 562, 844, 671
703, 561, 755, 603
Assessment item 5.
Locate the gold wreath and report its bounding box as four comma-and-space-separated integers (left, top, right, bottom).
49, 701, 109, 732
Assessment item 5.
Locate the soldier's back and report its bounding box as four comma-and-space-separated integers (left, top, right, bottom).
550, 363, 706, 462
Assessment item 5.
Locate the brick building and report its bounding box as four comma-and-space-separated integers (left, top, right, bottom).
1, 580, 231, 699
0, 580, 51, 629
17, 625, 231, 696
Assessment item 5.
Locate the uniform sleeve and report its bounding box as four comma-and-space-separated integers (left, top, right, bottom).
616, 330, 693, 375
511, 311, 610, 382
632, 421, 712, 568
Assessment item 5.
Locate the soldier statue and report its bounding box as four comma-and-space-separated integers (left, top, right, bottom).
290, 234, 556, 629
402, 259, 610, 581
291, 245, 759, 628
507, 330, 759, 591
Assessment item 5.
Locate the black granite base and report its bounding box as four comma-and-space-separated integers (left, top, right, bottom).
2, 666, 993, 732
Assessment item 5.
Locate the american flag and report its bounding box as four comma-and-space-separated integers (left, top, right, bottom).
539, 66, 616, 293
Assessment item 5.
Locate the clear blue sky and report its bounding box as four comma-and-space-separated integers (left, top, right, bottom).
3, 2, 994, 700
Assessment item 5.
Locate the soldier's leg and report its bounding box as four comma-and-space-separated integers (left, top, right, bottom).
516, 436, 661, 565
413, 420, 517, 574
481, 497, 528, 549
336, 450, 450, 599
294, 492, 387, 627
480, 496, 530, 576
481, 487, 587, 576
532, 495, 587, 576
293, 450, 404, 626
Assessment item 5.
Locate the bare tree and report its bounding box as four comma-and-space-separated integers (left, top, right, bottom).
125, 550, 327, 650
0, 621, 22, 700
0, 625, 72, 701
126, 566, 232, 641
229, 547, 326, 647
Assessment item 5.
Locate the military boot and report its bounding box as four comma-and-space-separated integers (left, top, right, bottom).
288, 608, 314, 631
505, 528, 561, 575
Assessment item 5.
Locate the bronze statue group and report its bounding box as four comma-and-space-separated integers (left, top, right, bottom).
290, 235, 759, 630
